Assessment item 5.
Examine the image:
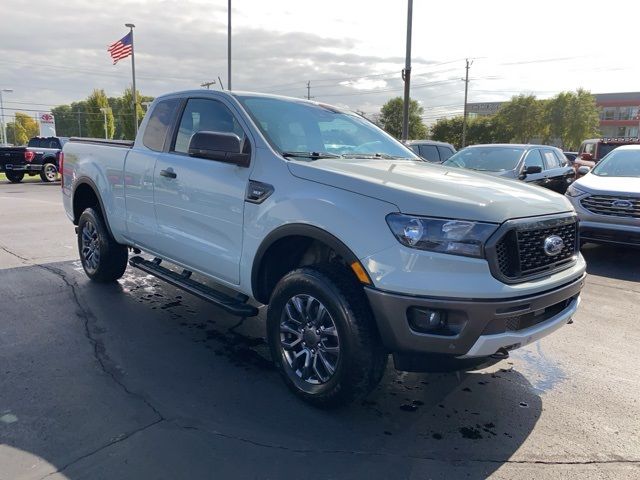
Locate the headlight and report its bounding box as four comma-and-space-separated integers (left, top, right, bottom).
566, 184, 587, 197
386, 213, 498, 258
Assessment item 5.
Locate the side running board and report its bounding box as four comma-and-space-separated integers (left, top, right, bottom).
129, 256, 259, 317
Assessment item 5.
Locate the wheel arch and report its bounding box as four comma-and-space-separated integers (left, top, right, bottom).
72, 178, 115, 238
251, 224, 361, 305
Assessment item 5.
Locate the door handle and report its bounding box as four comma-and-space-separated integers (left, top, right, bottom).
160, 169, 177, 179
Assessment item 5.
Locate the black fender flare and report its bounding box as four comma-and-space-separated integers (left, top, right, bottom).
72, 177, 115, 238
251, 223, 360, 303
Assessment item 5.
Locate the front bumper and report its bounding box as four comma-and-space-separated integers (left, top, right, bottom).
579, 221, 640, 247
365, 272, 585, 361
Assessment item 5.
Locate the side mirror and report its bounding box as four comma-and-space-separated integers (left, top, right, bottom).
577, 166, 591, 175
188, 131, 250, 168
524, 165, 543, 175
580, 152, 593, 161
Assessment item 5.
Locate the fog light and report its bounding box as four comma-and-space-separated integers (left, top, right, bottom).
407, 307, 448, 333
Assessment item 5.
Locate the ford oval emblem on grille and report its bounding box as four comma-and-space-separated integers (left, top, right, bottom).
612, 200, 633, 209
543, 235, 564, 256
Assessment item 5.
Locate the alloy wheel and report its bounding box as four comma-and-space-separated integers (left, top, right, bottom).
279, 294, 340, 384
81, 220, 101, 274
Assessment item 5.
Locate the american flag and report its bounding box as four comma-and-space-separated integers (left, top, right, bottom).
107, 32, 133, 64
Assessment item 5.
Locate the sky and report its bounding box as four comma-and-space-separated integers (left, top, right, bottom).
1, 0, 640, 125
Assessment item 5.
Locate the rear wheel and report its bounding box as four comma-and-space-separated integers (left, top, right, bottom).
40, 163, 58, 182
267, 264, 387, 407
5, 171, 24, 183
77, 208, 128, 282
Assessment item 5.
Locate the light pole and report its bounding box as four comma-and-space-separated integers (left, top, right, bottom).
228, 0, 232, 91
0, 88, 13, 145
99, 107, 110, 139
401, 0, 413, 142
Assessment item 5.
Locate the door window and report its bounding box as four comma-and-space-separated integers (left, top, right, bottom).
143, 98, 180, 152
173, 98, 245, 154
542, 149, 560, 169
437, 146, 454, 161
418, 144, 439, 162
524, 149, 544, 169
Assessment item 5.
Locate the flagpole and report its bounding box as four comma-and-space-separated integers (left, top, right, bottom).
125, 23, 138, 135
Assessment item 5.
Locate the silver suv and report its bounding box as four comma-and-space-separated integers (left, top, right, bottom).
566, 145, 640, 247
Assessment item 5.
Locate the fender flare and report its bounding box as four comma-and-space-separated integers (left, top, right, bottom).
72, 177, 115, 238
250, 223, 360, 303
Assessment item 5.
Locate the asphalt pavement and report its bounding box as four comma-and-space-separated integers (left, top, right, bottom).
0, 180, 639, 479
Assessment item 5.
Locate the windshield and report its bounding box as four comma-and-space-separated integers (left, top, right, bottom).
443, 146, 525, 172
597, 143, 621, 159
235, 95, 418, 159
592, 149, 640, 177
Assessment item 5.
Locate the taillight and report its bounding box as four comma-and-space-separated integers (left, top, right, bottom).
24, 151, 35, 162
59, 152, 64, 188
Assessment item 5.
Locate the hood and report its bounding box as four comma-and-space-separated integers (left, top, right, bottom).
575, 174, 640, 196
288, 158, 573, 223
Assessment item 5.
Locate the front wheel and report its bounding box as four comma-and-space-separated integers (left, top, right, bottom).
77, 208, 128, 282
40, 163, 58, 182
267, 264, 387, 407
5, 171, 24, 183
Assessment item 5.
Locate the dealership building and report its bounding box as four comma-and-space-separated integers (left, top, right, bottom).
468, 92, 640, 138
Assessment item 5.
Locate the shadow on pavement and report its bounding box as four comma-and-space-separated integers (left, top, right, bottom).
1, 260, 544, 479
581, 243, 640, 282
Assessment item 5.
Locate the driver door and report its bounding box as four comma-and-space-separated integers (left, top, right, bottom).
152, 97, 252, 285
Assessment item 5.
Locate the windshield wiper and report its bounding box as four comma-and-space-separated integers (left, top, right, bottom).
281, 151, 341, 159
341, 152, 406, 159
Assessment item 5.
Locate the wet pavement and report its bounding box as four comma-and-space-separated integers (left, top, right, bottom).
1, 182, 639, 479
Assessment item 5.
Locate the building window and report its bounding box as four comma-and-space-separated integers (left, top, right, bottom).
601, 107, 616, 120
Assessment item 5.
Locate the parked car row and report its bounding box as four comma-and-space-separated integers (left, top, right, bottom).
0, 136, 67, 183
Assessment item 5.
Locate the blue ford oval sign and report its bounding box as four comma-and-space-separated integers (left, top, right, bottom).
543, 235, 564, 256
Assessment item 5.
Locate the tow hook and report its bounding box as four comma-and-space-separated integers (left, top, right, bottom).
490, 347, 510, 360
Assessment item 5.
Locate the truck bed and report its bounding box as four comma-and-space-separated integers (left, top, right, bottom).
68, 137, 134, 148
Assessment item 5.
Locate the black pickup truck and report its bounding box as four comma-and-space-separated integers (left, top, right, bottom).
0, 136, 67, 183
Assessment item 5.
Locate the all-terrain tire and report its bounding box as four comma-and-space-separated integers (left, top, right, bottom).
267, 263, 387, 407
77, 208, 128, 282
5, 171, 24, 183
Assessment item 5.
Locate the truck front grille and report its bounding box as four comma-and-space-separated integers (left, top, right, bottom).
491, 216, 578, 282
580, 195, 640, 219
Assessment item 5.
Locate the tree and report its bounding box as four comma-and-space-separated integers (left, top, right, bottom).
379, 97, 428, 139
430, 115, 510, 148
5, 112, 39, 145
119, 87, 145, 140
495, 94, 545, 143
430, 116, 463, 147
86, 89, 114, 138
565, 89, 600, 150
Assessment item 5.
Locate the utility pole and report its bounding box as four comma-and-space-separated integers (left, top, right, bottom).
306, 81, 311, 100
227, 0, 232, 90
461, 58, 472, 148
401, 0, 413, 142
76, 109, 82, 137
99, 108, 109, 139
201, 81, 216, 89
0, 88, 13, 145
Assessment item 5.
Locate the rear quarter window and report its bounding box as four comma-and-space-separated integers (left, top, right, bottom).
143, 98, 180, 152
419, 144, 440, 162
437, 146, 454, 161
